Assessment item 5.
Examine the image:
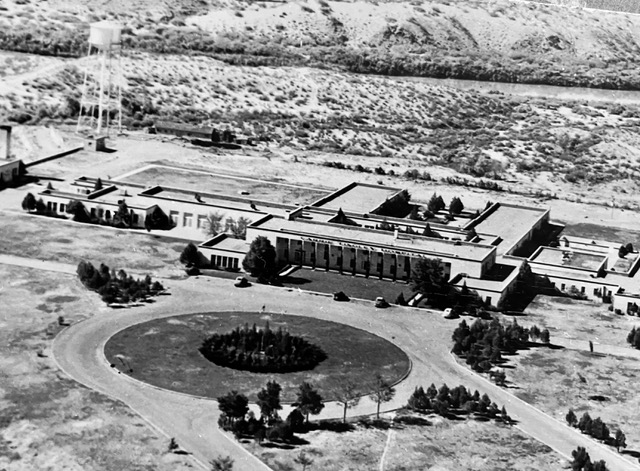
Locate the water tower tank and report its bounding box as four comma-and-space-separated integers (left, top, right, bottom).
89, 21, 122, 49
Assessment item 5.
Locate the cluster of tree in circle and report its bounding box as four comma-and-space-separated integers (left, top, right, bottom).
199, 322, 327, 373
76, 260, 164, 305
451, 318, 550, 373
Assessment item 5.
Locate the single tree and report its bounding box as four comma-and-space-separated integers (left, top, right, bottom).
35, 198, 46, 213
67, 200, 90, 222
578, 412, 592, 433
591, 460, 609, 471
210, 455, 234, 471
243, 236, 278, 282
500, 406, 511, 424
293, 382, 324, 424
232, 217, 250, 239
449, 196, 464, 215
395, 292, 407, 306
257, 380, 282, 423
590, 417, 609, 441
168, 437, 179, 452
21, 193, 36, 212
369, 373, 396, 419
294, 450, 314, 471
540, 328, 551, 344
615, 429, 627, 453
566, 409, 578, 427
410, 258, 447, 298
427, 193, 446, 213
571, 447, 591, 471
180, 242, 199, 267
217, 391, 249, 425
286, 408, 305, 433
114, 200, 131, 227
205, 212, 225, 237
334, 381, 361, 423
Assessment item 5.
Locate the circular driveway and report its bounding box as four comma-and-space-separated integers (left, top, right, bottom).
53, 276, 640, 470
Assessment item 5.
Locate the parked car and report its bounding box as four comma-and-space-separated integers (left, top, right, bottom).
443, 307, 459, 319
375, 297, 390, 308
333, 291, 350, 302
234, 276, 251, 288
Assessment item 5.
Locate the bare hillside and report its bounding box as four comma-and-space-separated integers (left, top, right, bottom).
2, 0, 640, 89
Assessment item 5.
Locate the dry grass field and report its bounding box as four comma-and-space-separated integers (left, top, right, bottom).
243, 412, 566, 471
509, 348, 640, 459
0, 211, 186, 274
0, 265, 194, 471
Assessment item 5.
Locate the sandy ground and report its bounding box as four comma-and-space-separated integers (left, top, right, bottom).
245, 413, 566, 471
0, 264, 196, 471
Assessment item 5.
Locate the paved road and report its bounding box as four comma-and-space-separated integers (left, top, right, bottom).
50, 276, 640, 470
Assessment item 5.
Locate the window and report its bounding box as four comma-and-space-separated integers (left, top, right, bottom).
197, 215, 207, 229
90, 208, 96, 218
59, 204, 66, 213
486, 296, 492, 305
132, 213, 139, 225
561, 284, 565, 291
233, 258, 239, 269
581, 286, 585, 294
51, 202, 57, 212
169, 211, 179, 226
183, 213, 193, 227
105, 210, 111, 220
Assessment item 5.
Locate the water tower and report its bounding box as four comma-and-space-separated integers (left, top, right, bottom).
77, 21, 123, 136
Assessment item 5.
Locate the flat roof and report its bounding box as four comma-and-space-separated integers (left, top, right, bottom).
200, 234, 250, 253
120, 164, 330, 206
40, 186, 153, 210
312, 183, 402, 214
530, 247, 606, 271
256, 217, 495, 262
473, 203, 548, 256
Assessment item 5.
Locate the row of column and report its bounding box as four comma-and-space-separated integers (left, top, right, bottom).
277, 237, 412, 280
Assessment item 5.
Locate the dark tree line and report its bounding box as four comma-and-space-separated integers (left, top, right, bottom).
451, 318, 550, 372
571, 447, 609, 471
76, 261, 164, 305
200, 322, 327, 373
566, 410, 626, 453
218, 380, 324, 445
407, 383, 510, 423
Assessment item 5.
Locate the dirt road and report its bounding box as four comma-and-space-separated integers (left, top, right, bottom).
51, 276, 640, 470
